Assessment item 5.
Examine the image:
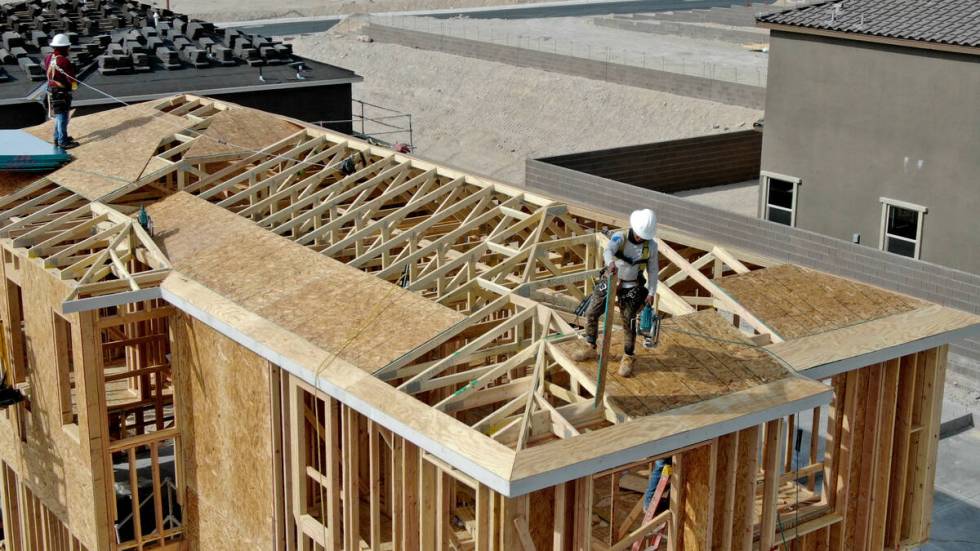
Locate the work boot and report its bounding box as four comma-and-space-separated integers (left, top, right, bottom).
571, 344, 597, 362
618, 354, 635, 377
59, 138, 79, 149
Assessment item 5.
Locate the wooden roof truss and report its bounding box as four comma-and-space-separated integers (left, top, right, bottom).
0, 190, 171, 311
98, 111, 793, 451
376, 288, 613, 450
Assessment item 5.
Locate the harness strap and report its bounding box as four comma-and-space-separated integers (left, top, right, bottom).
611, 231, 651, 266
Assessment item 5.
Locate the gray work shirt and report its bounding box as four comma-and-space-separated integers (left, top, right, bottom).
604, 231, 658, 293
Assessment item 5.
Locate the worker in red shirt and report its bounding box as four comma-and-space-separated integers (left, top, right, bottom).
43, 34, 79, 149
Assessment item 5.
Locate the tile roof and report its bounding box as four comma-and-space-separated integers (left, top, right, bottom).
757, 0, 980, 49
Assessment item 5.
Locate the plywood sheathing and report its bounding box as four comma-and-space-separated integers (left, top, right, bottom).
716, 264, 924, 340
0, 246, 102, 549
148, 191, 464, 373
160, 274, 517, 491
767, 305, 980, 375
182, 108, 302, 161
0, 171, 46, 196
556, 310, 789, 419
172, 315, 277, 549
26, 103, 193, 201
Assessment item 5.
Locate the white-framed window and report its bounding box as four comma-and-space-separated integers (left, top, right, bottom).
879, 198, 926, 259
760, 171, 800, 226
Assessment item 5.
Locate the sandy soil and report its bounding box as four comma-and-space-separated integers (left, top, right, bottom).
159, 0, 556, 22
375, 15, 768, 85
290, 31, 762, 184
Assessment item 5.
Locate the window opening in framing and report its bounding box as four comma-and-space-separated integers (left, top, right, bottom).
5, 279, 29, 412
97, 299, 182, 550
54, 313, 78, 426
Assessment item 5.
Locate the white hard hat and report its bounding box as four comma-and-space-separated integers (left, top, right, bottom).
50, 34, 71, 47
629, 209, 656, 240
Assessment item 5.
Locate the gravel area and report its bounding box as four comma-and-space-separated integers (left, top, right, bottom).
290, 31, 762, 184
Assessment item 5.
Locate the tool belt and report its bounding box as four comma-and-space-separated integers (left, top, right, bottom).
594, 268, 648, 303
48, 88, 71, 114
619, 284, 648, 305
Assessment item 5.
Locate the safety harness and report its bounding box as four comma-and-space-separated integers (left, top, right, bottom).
46, 53, 72, 115
610, 230, 652, 288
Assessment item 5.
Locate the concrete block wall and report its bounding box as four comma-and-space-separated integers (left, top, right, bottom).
593, 17, 768, 44
540, 130, 762, 194
525, 158, 980, 371
363, 23, 765, 109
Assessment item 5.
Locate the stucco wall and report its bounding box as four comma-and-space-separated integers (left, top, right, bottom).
760, 31, 980, 274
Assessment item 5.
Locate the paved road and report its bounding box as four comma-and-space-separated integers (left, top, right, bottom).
226, 0, 744, 36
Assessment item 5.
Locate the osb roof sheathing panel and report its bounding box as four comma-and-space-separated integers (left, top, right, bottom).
556, 310, 789, 419
183, 108, 302, 160
149, 192, 465, 373
25, 103, 190, 201
0, 171, 46, 196
716, 264, 925, 340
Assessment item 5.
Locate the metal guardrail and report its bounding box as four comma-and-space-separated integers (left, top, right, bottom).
315, 98, 415, 150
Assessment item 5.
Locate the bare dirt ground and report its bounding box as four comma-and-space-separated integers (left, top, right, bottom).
158, 0, 555, 22
375, 15, 769, 85
289, 30, 762, 184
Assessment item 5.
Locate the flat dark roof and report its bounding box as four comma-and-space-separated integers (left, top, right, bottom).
72, 58, 357, 104
758, 0, 980, 50
0, 0, 358, 104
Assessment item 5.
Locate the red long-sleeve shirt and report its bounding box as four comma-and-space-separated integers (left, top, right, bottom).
43, 50, 76, 90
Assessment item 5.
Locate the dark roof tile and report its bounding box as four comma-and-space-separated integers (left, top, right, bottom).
758, 0, 980, 48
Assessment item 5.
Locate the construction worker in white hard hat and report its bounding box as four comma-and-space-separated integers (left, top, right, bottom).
43, 33, 79, 149
573, 209, 658, 377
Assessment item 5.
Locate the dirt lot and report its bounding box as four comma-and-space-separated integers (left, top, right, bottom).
290, 30, 762, 184
161, 0, 554, 22
375, 15, 769, 85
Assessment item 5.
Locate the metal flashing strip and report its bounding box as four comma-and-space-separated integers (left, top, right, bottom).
62, 287, 163, 314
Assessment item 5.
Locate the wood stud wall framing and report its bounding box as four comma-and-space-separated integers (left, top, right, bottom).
272, 346, 948, 551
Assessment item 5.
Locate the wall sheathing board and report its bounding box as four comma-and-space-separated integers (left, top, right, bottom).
0, 245, 100, 550
172, 315, 276, 550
